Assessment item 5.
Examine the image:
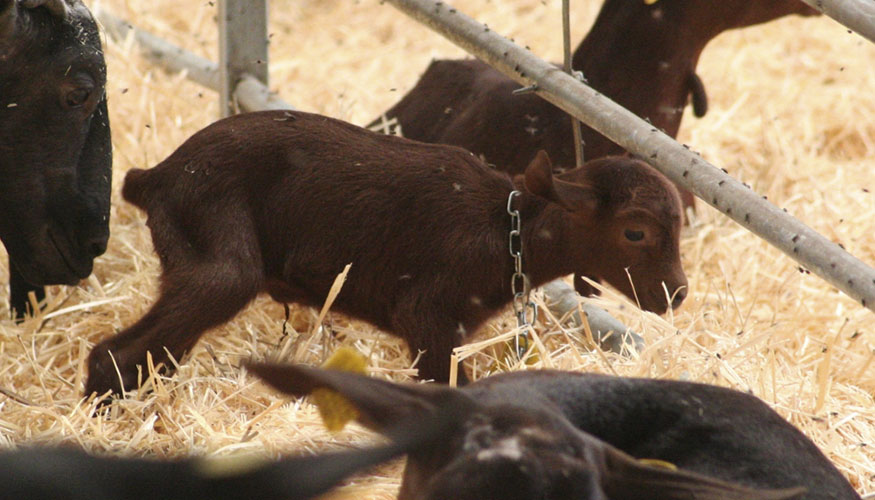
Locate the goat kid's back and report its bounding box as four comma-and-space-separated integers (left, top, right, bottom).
121, 109, 514, 326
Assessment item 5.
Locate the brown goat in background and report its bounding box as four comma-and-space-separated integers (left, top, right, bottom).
374, 0, 819, 209
373, 0, 817, 299
85, 110, 685, 396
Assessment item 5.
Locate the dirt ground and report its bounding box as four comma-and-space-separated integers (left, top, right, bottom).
0, 0, 873, 497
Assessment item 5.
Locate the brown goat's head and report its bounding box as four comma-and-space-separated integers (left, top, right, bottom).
249, 363, 804, 500
641, 0, 819, 34
524, 153, 686, 314
0, 0, 111, 288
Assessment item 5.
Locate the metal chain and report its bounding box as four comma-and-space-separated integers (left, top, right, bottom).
507, 190, 536, 358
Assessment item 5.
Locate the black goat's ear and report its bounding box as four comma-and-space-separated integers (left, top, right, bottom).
0, 0, 17, 38
602, 449, 806, 500
246, 362, 476, 434
235, 396, 466, 500
524, 150, 597, 213
20, 0, 70, 19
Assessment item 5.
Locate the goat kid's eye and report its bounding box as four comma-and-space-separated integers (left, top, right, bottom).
65, 88, 92, 108
624, 229, 645, 242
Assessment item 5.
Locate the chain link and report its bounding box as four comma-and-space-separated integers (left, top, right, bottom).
506, 191, 537, 358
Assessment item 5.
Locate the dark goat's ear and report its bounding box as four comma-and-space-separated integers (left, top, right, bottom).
602, 450, 806, 500
20, 0, 70, 19
246, 362, 476, 433
226, 395, 466, 500
0, 0, 17, 37
524, 150, 597, 213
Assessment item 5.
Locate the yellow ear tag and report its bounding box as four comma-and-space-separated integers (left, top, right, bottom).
638, 458, 678, 470
311, 347, 368, 432
644, 0, 660, 4
492, 334, 539, 373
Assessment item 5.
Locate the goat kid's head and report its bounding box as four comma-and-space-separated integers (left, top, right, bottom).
248, 363, 803, 500
523, 152, 686, 314
0, 0, 111, 286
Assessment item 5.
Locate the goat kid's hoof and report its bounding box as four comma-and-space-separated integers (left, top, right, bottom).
84, 349, 138, 399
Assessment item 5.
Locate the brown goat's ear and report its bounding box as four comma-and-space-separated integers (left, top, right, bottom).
523, 150, 597, 212
523, 150, 557, 199
602, 449, 806, 500
246, 362, 476, 433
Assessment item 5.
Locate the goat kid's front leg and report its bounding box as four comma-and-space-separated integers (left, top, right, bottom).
8, 256, 45, 322
85, 264, 260, 398
392, 298, 470, 385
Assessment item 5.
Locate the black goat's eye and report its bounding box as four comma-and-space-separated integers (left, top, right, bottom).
624, 229, 645, 242
65, 88, 91, 108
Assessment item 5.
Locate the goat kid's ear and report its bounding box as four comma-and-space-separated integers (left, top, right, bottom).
602, 449, 806, 500
246, 362, 475, 434
523, 150, 597, 213
523, 150, 557, 200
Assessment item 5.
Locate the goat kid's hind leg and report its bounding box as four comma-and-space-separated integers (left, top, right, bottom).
85, 262, 261, 397
85, 207, 263, 398
392, 299, 468, 385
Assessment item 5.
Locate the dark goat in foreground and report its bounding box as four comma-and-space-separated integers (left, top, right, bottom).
0, 401, 457, 500
250, 364, 861, 500
374, 0, 819, 209
0, 0, 112, 319
85, 110, 685, 395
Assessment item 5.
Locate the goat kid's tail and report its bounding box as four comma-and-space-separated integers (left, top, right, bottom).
121, 167, 163, 210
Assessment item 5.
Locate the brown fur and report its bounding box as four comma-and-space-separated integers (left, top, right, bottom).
373, 0, 819, 209
85, 110, 685, 395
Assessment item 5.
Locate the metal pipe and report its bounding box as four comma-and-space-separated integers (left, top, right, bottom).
800, 0, 875, 45
218, 0, 269, 117
95, 8, 293, 113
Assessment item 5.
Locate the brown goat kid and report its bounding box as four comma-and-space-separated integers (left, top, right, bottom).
374, 0, 819, 209
85, 110, 685, 395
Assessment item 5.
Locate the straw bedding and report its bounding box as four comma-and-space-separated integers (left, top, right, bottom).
1, 0, 873, 497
